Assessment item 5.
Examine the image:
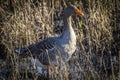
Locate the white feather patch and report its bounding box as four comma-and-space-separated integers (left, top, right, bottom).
15, 49, 20, 53
37, 66, 42, 73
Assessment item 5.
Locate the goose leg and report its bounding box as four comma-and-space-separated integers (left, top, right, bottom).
53, 66, 58, 80
64, 64, 69, 80
53, 66, 57, 73
47, 66, 50, 78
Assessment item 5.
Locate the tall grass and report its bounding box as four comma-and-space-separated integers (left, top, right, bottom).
0, 0, 119, 80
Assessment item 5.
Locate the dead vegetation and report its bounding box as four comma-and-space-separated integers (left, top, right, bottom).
0, 0, 119, 80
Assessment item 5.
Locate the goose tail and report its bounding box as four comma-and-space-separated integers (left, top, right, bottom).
15, 48, 27, 54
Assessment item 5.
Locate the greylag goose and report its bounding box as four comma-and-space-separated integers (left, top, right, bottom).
15, 4, 84, 77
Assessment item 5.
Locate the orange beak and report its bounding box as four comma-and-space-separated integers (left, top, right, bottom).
75, 9, 84, 16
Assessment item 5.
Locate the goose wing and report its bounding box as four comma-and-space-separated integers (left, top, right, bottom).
29, 37, 60, 65
28, 37, 57, 56
16, 37, 60, 65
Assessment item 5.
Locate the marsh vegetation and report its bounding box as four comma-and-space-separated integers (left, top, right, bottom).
0, 0, 119, 80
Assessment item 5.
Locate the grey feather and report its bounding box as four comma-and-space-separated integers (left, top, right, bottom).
14, 4, 84, 66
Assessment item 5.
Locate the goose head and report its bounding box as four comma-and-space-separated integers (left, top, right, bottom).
63, 4, 84, 17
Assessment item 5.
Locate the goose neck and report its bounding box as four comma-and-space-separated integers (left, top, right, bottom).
60, 15, 76, 42
63, 16, 72, 28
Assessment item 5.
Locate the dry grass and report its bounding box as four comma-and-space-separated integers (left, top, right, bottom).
0, 0, 119, 80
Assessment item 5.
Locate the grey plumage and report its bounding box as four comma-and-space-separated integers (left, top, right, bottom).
15, 4, 84, 67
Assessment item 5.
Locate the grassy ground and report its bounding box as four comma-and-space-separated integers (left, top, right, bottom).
0, 0, 119, 80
